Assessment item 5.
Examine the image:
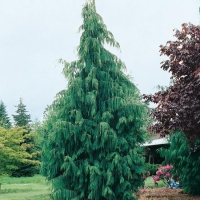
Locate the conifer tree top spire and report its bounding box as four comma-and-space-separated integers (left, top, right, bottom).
79, 0, 120, 56
61, 0, 122, 82
12, 98, 31, 127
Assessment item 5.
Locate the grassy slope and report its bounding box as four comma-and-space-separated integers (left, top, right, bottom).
0, 175, 51, 200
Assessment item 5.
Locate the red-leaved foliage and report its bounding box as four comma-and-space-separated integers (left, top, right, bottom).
143, 23, 200, 147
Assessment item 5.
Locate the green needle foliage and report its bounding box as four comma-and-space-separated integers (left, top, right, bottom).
0, 101, 11, 129
41, 1, 148, 199
12, 98, 31, 128
160, 132, 200, 195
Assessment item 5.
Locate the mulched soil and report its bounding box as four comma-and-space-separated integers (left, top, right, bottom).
138, 188, 200, 200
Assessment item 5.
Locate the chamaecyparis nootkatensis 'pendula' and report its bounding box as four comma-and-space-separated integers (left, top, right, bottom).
41, 1, 148, 199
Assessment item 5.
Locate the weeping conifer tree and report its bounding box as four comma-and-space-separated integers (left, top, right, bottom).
41, 1, 148, 199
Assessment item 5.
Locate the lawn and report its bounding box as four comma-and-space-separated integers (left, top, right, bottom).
0, 175, 167, 200
144, 176, 166, 188
0, 175, 51, 200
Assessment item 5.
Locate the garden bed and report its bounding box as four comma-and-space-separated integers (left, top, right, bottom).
138, 188, 200, 200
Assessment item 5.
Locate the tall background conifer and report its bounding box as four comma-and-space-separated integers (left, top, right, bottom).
12, 98, 31, 127
0, 101, 11, 129
41, 1, 148, 199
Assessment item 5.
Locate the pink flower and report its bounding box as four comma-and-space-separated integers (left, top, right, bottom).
156, 170, 164, 175
153, 176, 160, 183
165, 172, 170, 177
165, 164, 172, 171
158, 166, 165, 170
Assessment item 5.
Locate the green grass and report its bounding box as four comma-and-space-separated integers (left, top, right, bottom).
145, 176, 166, 188
0, 175, 51, 200
0, 175, 166, 199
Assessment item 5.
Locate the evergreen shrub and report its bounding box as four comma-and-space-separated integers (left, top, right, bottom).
159, 131, 200, 195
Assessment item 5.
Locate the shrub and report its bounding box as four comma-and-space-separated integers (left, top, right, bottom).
145, 163, 161, 175
152, 164, 173, 185
159, 131, 200, 195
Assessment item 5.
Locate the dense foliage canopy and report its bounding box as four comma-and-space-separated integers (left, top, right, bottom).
11, 129, 40, 177
41, 1, 148, 199
0, 127, 38, 176
143, 23, 200, 147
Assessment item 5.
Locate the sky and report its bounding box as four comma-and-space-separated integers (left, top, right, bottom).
0, 0, 199, 121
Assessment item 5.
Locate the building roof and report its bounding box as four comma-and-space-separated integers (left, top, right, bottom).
142, 138, 169, 147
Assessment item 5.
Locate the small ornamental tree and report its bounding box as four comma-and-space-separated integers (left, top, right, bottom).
11, 130, 40, 177
12, 98, 39, 177
41, 1, 148, 199
0, 101, 11, 129
143, 23, 200, 147
12, 98, 31, 128
0, 127, 39, 176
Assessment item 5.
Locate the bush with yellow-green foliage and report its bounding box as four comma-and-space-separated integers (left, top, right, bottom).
11, 129, 41, 177
0, 127, 40, 176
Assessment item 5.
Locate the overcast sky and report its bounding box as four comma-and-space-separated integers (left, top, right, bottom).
0, 0, 199, 121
